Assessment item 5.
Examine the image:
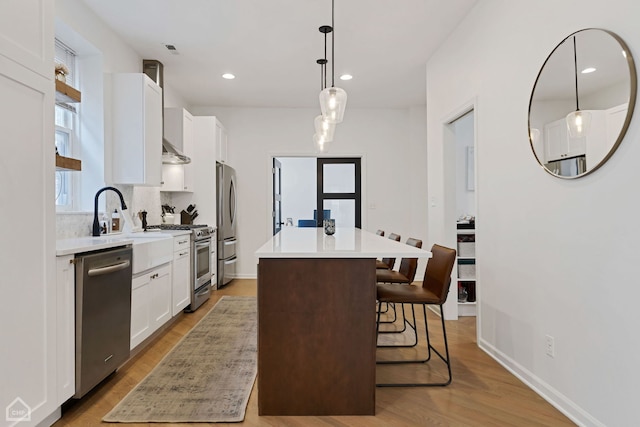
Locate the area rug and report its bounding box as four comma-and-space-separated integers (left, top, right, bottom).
103, 296, 257, 423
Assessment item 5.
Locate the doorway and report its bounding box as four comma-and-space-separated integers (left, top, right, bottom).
441, 108, 477, 321
272, 157, 362, 235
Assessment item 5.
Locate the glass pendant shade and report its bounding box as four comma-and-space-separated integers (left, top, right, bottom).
319, 87, 347, 123
314, 115, 336, 142
565, 110, 592, 138
313, 133, 332, 153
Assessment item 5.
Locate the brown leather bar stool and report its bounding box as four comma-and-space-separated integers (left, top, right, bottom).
376, 238, 422, 333
376, 233, 401, 270
376, 244, 457, 387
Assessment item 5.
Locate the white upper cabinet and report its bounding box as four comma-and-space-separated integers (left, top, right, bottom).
161, 108, 194, 192
111, 73, 162, 186
215, 119, 228, 164
543, 118, 586, 162
192, 116, 222, 226
0, 0, 53, 79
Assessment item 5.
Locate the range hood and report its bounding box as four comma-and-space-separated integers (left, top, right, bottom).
143, 59, 191, 165
162, 139, 191, 164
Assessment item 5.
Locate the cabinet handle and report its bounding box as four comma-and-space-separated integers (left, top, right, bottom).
179, 251, 189, 256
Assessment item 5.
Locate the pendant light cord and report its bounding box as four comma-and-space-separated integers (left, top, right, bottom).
573, 36, 579, 111
324, 32, 328, 90
331, 0, 335, 88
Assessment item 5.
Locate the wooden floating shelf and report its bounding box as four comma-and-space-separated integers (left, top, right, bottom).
55, 80, 81, 103
56, 154, 82, 171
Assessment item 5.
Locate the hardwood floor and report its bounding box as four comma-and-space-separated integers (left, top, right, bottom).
54, 279, 574, 426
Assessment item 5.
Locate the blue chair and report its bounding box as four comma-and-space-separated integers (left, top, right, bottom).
297, 219, 317, 227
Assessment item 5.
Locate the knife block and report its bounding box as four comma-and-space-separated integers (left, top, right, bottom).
180, 210, 192, 225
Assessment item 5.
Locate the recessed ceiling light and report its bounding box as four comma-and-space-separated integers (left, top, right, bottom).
581, 67, 596, 74
222, 73, 235, 80
339, 74, 353, 81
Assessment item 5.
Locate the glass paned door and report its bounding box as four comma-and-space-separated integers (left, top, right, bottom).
317, 158, 361, 228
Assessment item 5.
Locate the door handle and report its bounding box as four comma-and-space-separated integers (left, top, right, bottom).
87, 260, 130, 277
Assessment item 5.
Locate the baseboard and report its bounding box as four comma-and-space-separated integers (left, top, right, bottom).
232, 273, 257, 279
478, 338, 605, 427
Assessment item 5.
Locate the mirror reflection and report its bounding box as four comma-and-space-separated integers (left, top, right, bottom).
528, 29, 636, 178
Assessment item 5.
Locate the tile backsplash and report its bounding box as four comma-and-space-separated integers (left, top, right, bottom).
56, 185, 172, 239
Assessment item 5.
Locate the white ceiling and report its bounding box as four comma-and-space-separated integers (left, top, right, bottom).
80, 0, 477, 109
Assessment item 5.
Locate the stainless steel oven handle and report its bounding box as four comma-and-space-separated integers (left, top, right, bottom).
87, 260, 131, 277
224, 258, 237, 265
195, 240, 211, 249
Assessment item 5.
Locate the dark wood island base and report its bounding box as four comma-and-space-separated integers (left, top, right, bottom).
257, 257, 376, 415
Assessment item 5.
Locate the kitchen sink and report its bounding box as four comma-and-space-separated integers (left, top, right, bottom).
125, 232, 173, 274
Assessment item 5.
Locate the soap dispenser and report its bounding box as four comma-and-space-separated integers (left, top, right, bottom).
111, 209, 120, 232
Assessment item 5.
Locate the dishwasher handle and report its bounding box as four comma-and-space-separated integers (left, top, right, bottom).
87, 260, 131, 277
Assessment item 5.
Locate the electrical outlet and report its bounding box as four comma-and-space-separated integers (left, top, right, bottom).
545, 335, 555, 358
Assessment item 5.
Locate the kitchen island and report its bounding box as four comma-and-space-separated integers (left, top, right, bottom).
255, 227, 431, 416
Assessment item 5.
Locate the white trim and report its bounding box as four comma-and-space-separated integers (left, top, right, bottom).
479, 338, 605, 427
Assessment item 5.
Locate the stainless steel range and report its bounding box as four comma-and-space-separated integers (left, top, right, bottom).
147, 224, 214, 312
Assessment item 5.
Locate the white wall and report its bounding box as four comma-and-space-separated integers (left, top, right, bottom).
427, 1, 640, 425
190, 106, 429, 279
278, 157, 317, 225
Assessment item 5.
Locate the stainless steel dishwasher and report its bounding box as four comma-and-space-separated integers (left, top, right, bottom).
74, 246, 132, 398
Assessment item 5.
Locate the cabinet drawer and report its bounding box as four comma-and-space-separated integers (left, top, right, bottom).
174, 248, 190, 260
173, 236, 190, 252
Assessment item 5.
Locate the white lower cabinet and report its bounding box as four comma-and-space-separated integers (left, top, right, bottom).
130, 263, 172, 350
56, 255, 76, 404
172, 235, 191, 315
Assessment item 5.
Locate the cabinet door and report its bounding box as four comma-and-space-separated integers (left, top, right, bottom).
161, 164, 185, 192
112, 73, 162, 185
172, 249, 191, 315
0, 0, 53, 78
193, 116, 219, 226
130, 273, 152, 349
161, 108, 194, 192
150, 264, 172, 330
56, 255, 75, 404
544, 120, 567, 162
544, 118, 586, 162
0, 1, 57, 424
216, 120, 228, 163
182, 111, 194, 191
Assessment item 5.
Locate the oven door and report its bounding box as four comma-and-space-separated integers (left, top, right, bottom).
194, 238, 212, 289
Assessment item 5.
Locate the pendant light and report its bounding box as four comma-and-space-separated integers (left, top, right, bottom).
313, 29, 335, 153
319, 0, 347, 124
566, 36, 591, 138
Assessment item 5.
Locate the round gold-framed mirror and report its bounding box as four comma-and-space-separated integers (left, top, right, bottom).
528, 29, 637, 178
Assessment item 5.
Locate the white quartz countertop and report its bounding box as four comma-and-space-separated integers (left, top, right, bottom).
56, 236, 134, 256
56, 231, 176, 256
255, 227, 432, 259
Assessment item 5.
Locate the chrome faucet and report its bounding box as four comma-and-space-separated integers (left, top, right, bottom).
92, 186, 128, 236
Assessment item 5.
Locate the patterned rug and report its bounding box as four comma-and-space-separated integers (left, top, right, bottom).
103, 296, 257, 423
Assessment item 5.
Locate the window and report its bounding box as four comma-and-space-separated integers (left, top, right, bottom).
54, 39, 79, 211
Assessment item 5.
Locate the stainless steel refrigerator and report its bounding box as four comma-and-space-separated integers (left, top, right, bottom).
216, 162, 237, 288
